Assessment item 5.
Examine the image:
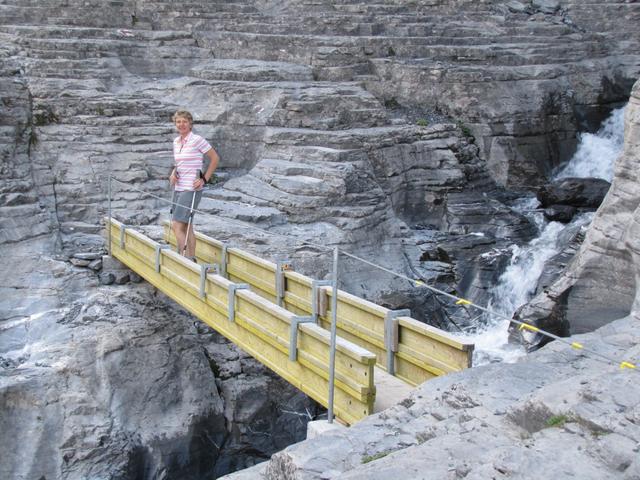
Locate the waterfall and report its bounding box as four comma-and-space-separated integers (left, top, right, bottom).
462, 106, 626, 365
555, 107, 626, 182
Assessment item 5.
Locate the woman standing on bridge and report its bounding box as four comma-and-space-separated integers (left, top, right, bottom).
169, 110, 219, 260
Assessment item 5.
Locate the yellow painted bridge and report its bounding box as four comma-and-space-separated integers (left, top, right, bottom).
107, 218, 474, 425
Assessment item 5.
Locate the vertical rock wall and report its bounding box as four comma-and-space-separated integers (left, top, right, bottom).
516, 77, 640, 340
0, 47, 54, 244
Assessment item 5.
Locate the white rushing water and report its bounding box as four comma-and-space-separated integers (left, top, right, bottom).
464, 106, 626, 365
555, 107, 626, 182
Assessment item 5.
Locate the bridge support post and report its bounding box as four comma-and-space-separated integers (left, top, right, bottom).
275, 259, 292, 307
312, 280, 332, 320
385, 309, 411, 376
119, 225, 128, 249
220, 244, 229, 278
199, 264, 216, 299
107, 174, 112, 256
289, 316, 315, 361
328, 247, 339, 423
154, 244, 170, 273
228, 283, 249, 322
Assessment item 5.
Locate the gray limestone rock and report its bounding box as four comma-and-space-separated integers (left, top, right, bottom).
113, 271, 130, 285
2, 2, 640, 478
532, 0, 561, 14
69, 257, 91, 267
543, 204, 577, 222
72, 252, 103, 261
191, 59, 314, 83
0, 240, 320, 480
87, 258, 102, 271
506, 1, 530, 14
98, 272, 115, 285
230, 316, 640, 479
537, 177, 611, 208
129, 271, 142, 283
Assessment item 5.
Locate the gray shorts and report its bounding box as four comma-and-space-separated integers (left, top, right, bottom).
171, 190, 202, 223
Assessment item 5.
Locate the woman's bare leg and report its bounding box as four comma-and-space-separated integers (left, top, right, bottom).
186, 223, 196, 258
172, 220, 188, 254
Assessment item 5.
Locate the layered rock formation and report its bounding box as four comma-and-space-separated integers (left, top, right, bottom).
0, 240, 320, 479
2, 1, 640, 478
222, 76, 640, 480
2, 0, 639, 300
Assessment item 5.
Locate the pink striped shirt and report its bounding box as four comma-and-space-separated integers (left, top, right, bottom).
173, 132, 212, 191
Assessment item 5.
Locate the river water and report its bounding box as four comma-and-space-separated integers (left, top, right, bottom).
462, 106, 626, 365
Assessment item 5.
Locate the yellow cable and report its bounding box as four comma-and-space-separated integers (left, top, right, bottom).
519, 323, 540, 333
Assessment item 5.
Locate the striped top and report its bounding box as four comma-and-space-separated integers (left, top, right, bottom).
173, 132, 212, 192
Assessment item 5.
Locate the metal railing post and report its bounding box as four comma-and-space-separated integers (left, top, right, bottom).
220, 244, 228, 278
384, 309, 411, 375
327, 246, 339, 423
108, 173, 112, 256
227, 283, 249, 322
155, 244, 170, 273
289, 316, 315, 361
312, 279, 332, 320
199, 264, 216, 299
276, 258, 291, 307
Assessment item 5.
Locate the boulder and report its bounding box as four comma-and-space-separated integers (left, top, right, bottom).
506, 1, 530, 14
113, 271, 130, 284
69, 257, 91, 267
537, 177, 611, 208
129, 272, 143, 283
532, 0, 561, 14
543, 204, 577, 222
88, 258, 102, 271
98, 272, 115, 285
72, 252, 103, 261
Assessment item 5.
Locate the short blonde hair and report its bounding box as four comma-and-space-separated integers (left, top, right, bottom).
172, 110, 193, 124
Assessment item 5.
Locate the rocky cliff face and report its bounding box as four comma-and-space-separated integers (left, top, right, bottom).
0, 243, 320, 479
230, 315, 639, 479
1, 1, 640, 478
514, 76, 640, 347
222, 78, 640, 479
2, 0, 638, 290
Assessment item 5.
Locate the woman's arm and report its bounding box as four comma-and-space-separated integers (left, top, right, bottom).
194, 148, 220, 188
203, 148, 219, 182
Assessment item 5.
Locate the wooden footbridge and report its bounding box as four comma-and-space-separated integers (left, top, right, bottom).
106, 218, 474, 425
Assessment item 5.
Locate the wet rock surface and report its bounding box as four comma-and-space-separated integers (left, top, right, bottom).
0, 241, 320, 480
515, 77, 640, 344
537, 177, 611, 209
